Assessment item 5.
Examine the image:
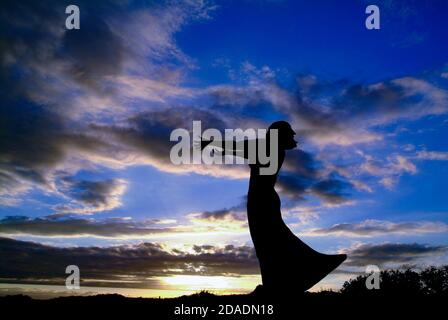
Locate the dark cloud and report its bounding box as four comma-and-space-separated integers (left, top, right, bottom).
0, 216, 182, 238
2, 0, 444, 212
277, 150, 353, 204
205, 72, 447, 196
109, 81, 359, 204
278, 174, 352, 205
194, 203, 247, 222
283, 149, 318, 177
0, 237, 259, 288
310, 177, 352, 205
0, 100, 106, 196
0, 212, 248, 238
55, 177, 127, 214
277, 149, 320, 200
346, 243, 448, 267
0, 1, 130, 200
198, 209, 245, 221
0, 0, 128, 93
60, 9, 125, 91
297, 76, 447, 145
0, 102, 61, 187
0, 0, 223, 202
307, 220, 448, 237
0, 1, 63, 94
277, 174, 311, 200
91, 107, 229, 164
329, 78, 446, 127
61, 178, 123, 206
209, 74, 447, 147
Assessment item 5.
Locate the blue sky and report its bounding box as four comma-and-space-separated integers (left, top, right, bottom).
1, 0, 448, 296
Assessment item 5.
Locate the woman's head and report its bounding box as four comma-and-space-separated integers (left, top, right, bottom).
268, 121, 297, 150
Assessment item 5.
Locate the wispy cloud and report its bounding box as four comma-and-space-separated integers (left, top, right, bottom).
416, 151, 448, 161
305, 220, 448, 237
0, 211, 249, 239
208, 73, 448, 147
359, 154, 417, 189
1, 0, 447, 209
344, 242, 448, 267
0, 216, 181, 238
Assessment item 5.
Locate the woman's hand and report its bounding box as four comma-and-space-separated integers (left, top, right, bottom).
194, 136, 214, 150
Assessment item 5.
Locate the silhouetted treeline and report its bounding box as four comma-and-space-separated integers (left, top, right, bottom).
341, 266, 448, 295
1, 266, 447, 318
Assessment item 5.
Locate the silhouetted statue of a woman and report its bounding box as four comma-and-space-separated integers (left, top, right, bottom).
201, 121, 346, 294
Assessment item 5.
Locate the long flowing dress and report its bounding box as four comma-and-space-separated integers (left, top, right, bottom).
247, 150, 346, 293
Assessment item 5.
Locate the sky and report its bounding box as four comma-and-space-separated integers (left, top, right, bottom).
1, 0, 448, 298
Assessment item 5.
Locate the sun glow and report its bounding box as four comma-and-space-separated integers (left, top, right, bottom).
164, 275, 231, 289
160, 275, 260, 294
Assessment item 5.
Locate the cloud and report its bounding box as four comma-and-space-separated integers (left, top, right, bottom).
208, 72, 448, 147
54, 178, 127, 214
310, 178, 352, 205
393, 155, 418, 174
334, 77, 448, 125
0, 100, 107, 201
2, 237, 446, 289
0, 237, 259, 288
187, 207, 248, 232
0, 0, 212, 107
86, 107, 251, 179
60, 7, 126, 91
0, 216, 184, 238
416, 151, 448, 161
306, 220, 448, 237
359, 154, 417, 189
0, 99, 354, 208
190, 208, 246, 222
0, 0, 228, 205
108, 75, 195, 103
202, 70, 444, 193
1, 0, 446, 212
108, 1, 214, 68
0, 211, 250, 238
345, 242, 448, 267
274, 149, 355, 205
282, 205, 320, 226
277, 168, 353, 205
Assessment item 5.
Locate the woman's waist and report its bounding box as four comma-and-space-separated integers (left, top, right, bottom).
248, 187, 279, 198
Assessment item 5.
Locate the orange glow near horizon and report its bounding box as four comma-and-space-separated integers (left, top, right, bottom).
0, 275, 261, 299
0, 273, 351, 299
159, 275, 260, 295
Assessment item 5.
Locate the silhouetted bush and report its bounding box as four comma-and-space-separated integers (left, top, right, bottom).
341, 265, 448, 295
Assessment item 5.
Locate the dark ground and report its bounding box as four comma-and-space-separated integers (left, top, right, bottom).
0, 289, 444, 319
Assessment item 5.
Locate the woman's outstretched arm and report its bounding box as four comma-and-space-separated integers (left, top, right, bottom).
196, 138, 259, 160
